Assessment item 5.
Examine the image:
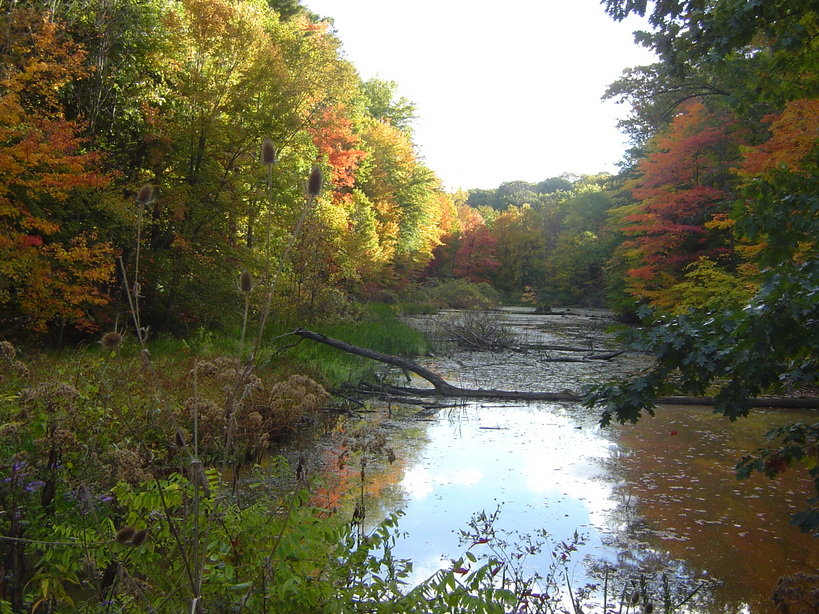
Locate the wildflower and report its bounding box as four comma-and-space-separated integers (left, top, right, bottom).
24, 480, 45, 492
0, 340, 16, 360
116, 526, 136, 544
136, 184, 154, 205
131, 529, 148, 546
74, 484, 95, 514
240, 271, 253, 293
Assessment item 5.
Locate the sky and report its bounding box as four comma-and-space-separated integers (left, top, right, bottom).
303, 0, 657, 191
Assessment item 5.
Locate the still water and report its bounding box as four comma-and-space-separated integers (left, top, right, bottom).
317, 309, 818, 612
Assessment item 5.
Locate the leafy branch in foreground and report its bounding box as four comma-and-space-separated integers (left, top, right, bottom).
585, 259, 818, 531
588, 259, 818, 427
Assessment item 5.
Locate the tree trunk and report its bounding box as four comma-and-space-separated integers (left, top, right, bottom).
292, 329, 819, 408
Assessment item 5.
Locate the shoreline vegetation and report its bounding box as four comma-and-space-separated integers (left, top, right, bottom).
1, 302, 817, 611
1, 0, 816, 610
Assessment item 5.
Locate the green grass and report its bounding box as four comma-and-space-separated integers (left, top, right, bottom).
122, 302, 431, 389
269, 305, 430, 388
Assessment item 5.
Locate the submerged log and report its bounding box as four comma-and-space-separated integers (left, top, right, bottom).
586, 350, 625, 360
292, 329, 819, 409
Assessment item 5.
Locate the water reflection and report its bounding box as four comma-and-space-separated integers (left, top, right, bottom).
316, 309, 818, 612
390, 403, 617, 584
611, 406, 819, 611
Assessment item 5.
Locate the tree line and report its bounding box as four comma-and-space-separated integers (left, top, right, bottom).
429, 0, 816, 315
0, 0, 464, 339
1, 0, 815, 348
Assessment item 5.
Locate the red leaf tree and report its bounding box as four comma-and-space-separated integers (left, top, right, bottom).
620, 101, 743, 304
453, 209, 500, 283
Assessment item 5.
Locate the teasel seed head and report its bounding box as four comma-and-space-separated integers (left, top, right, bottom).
116, 526, 136, 544
307, 164, 323, 197
100, 331, 122, 351
136, 184, 154, 206
240, 271, 253, 293
131, 529, 148, 546
261, 137, 277, 166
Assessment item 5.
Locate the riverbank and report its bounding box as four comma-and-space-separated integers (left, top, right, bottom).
312, 307, 818, 612
1, 305, 816, 612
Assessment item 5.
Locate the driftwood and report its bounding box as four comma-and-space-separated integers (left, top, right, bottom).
292, 329, 819, 409
436, 312, 517, 351
519, 343, 600, 352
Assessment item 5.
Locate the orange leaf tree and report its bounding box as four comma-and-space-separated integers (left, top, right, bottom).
0, 12, 114, 335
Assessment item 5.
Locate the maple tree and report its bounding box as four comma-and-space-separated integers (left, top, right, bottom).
452, 211, 500, 284
592, 1, 819, 535
733, 98, 819, 267
310, 105, 368, 201
0, 12, 115, 335
619, 100, 743, 308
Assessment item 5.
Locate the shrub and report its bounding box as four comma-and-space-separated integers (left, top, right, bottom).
416, 279, 500, 310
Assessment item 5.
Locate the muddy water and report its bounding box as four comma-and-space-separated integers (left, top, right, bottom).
320, 308, 818, 612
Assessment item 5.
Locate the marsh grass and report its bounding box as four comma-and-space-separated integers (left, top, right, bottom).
267, 307, 431, 387
0, 137, 720, 613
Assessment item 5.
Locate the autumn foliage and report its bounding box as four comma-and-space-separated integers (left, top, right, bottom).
0, 0, 815, 338
0, 14, 114, 334
617, 101, 742, 305
0, 1, 458, 337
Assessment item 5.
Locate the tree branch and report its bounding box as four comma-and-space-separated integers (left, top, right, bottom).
292, 329, 819, 408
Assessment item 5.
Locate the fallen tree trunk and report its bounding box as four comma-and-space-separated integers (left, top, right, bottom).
520, 343, 608, 352
379, 385, 819, 408
586, 350, 625, 360
294, 328, 456, 393
292, 329, 819, 409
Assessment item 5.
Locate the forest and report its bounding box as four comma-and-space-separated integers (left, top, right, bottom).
0, 0, 815, 340
0, 0, 817, 611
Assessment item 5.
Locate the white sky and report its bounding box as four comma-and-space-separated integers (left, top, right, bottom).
304, 0, 657, 190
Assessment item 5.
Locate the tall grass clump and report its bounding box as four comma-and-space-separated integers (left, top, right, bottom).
278, 306, 430, 388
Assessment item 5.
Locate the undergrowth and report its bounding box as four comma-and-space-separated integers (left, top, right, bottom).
0, 138, 729, 613
279, 306, 430, 386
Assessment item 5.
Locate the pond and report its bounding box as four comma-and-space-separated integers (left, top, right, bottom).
315, 308, 818, 612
